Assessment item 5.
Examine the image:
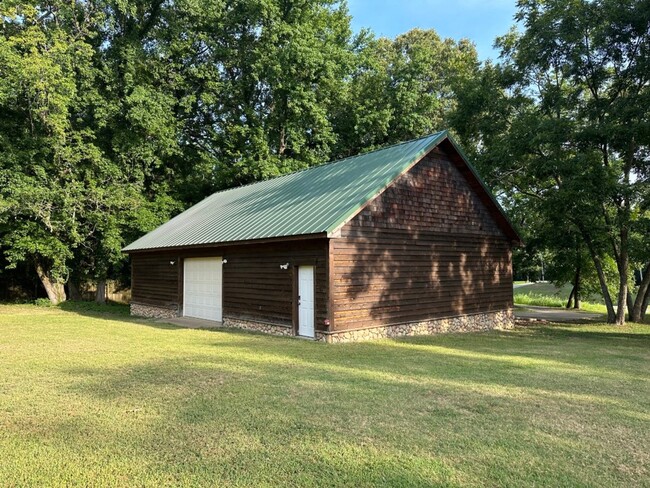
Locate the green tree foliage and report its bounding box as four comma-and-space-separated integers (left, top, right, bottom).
0, 2, 95, 302
2, 1, 486, 303
0, 1, 180, 303
164, 0, 355, 191
460, 0, 650, 323
332, 29, 481, 157
11, 0, 645, 328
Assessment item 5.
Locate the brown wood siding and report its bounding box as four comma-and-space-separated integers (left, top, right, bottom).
131, 252, 180, 308
331, 146, 513, 331
130, 239, 329, 331
221, 242, 328, 329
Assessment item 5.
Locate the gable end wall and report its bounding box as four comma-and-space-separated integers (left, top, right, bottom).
330, 146, 514, 332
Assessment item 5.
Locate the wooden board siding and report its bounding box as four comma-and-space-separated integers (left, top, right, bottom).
130, 239, 329, 331
131, 252, 181, 309
331, 146, 513, 331
221, 242, 328, 329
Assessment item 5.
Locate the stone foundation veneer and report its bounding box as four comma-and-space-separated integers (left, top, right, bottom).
219, 309, 513, 342
222, 316, 294, 336
317, 309, 514, 343
130, 305, 513, 343
131, 302, 179, 319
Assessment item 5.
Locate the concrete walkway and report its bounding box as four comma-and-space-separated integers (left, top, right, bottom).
156, 316, 223, 329
514, 304, 604, 323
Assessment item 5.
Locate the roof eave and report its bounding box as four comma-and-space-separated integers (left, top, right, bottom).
122, 231, 329, 254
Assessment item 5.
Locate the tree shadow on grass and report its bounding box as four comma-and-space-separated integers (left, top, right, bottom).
60, 354, 468, 486
56, 300, 186, 330
51, 329, 650, 486
52, 301, 650, 398
58, 300, 131, 316
387, 327, 650, 381
528, 324, 650, 342
201, 329, 650, 397
65, 333, 647, 417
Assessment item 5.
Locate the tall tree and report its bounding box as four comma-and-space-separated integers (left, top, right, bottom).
170, 0, 355, 191
331, 28, 481, 157
0, 1, 181, 303
0, 0, 361, 302
460, 0, 649, 324
0, 1, 95, 303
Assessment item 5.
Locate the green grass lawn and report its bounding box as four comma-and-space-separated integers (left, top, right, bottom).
1, 304, 649, 487
514, 282, 609, 314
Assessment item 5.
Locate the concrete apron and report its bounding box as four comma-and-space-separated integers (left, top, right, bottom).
157, 316, 223, 329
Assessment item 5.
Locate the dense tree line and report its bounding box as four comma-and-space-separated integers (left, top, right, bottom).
1, 0, 648, 323
457, 0, 649, 324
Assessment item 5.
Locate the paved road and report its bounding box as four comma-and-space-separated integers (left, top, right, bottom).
514, 304, 604, 323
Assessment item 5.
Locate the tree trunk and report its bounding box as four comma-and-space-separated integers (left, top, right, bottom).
95, 279, 107, 304
277, 92, 288, 157
614, 227, 629, 325
576, 224, 616, 321
613, 157, 634, 325
580, 230, 616, 322
34, 261, 66, 305
574, 265, 581, 309
67, 280, 82, 301
626, 291, 634, 319
566, 285, 575, 309
278, 126, 286, 156
641, 284, 650, 322
615, 275, 628, 325
594, 254, 616, 322
631, 263, 650, 323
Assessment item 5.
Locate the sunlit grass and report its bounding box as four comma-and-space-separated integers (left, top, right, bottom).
0, 303, 648, 487
513, 282, 609, 314
514, 291, 608, 314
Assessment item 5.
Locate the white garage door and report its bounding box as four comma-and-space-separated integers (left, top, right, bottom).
183, 257, 222, 322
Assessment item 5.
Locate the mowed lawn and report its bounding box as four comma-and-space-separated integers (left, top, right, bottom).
514, 282, 609, 314
1, 305, 649, 487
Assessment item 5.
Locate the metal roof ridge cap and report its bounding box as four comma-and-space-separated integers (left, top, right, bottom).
122, 132, 449, 252
177, 131, 447, 202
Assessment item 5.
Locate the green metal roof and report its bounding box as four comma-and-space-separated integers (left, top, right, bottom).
124, 131, 511, 252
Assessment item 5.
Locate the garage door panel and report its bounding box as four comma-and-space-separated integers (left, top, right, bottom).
184, 257, 222, 322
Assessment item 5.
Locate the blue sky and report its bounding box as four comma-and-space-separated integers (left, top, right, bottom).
347, 0, 518, 61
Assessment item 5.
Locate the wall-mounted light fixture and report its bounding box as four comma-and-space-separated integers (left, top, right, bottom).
222, 259, 228, 264
280, 263, 289, 270
170, 260, 176, 266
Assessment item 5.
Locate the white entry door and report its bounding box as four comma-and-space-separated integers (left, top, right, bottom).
298, 266, 315, 338
183, 257, 223, 322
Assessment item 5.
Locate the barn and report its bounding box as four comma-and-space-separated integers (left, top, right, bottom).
123, 131, 522, 342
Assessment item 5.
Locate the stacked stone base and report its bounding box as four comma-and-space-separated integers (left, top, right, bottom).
222, 316, 293, 336
131, 303, 179, 319
130, 304, 513, 343
318, 309, 514, 343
